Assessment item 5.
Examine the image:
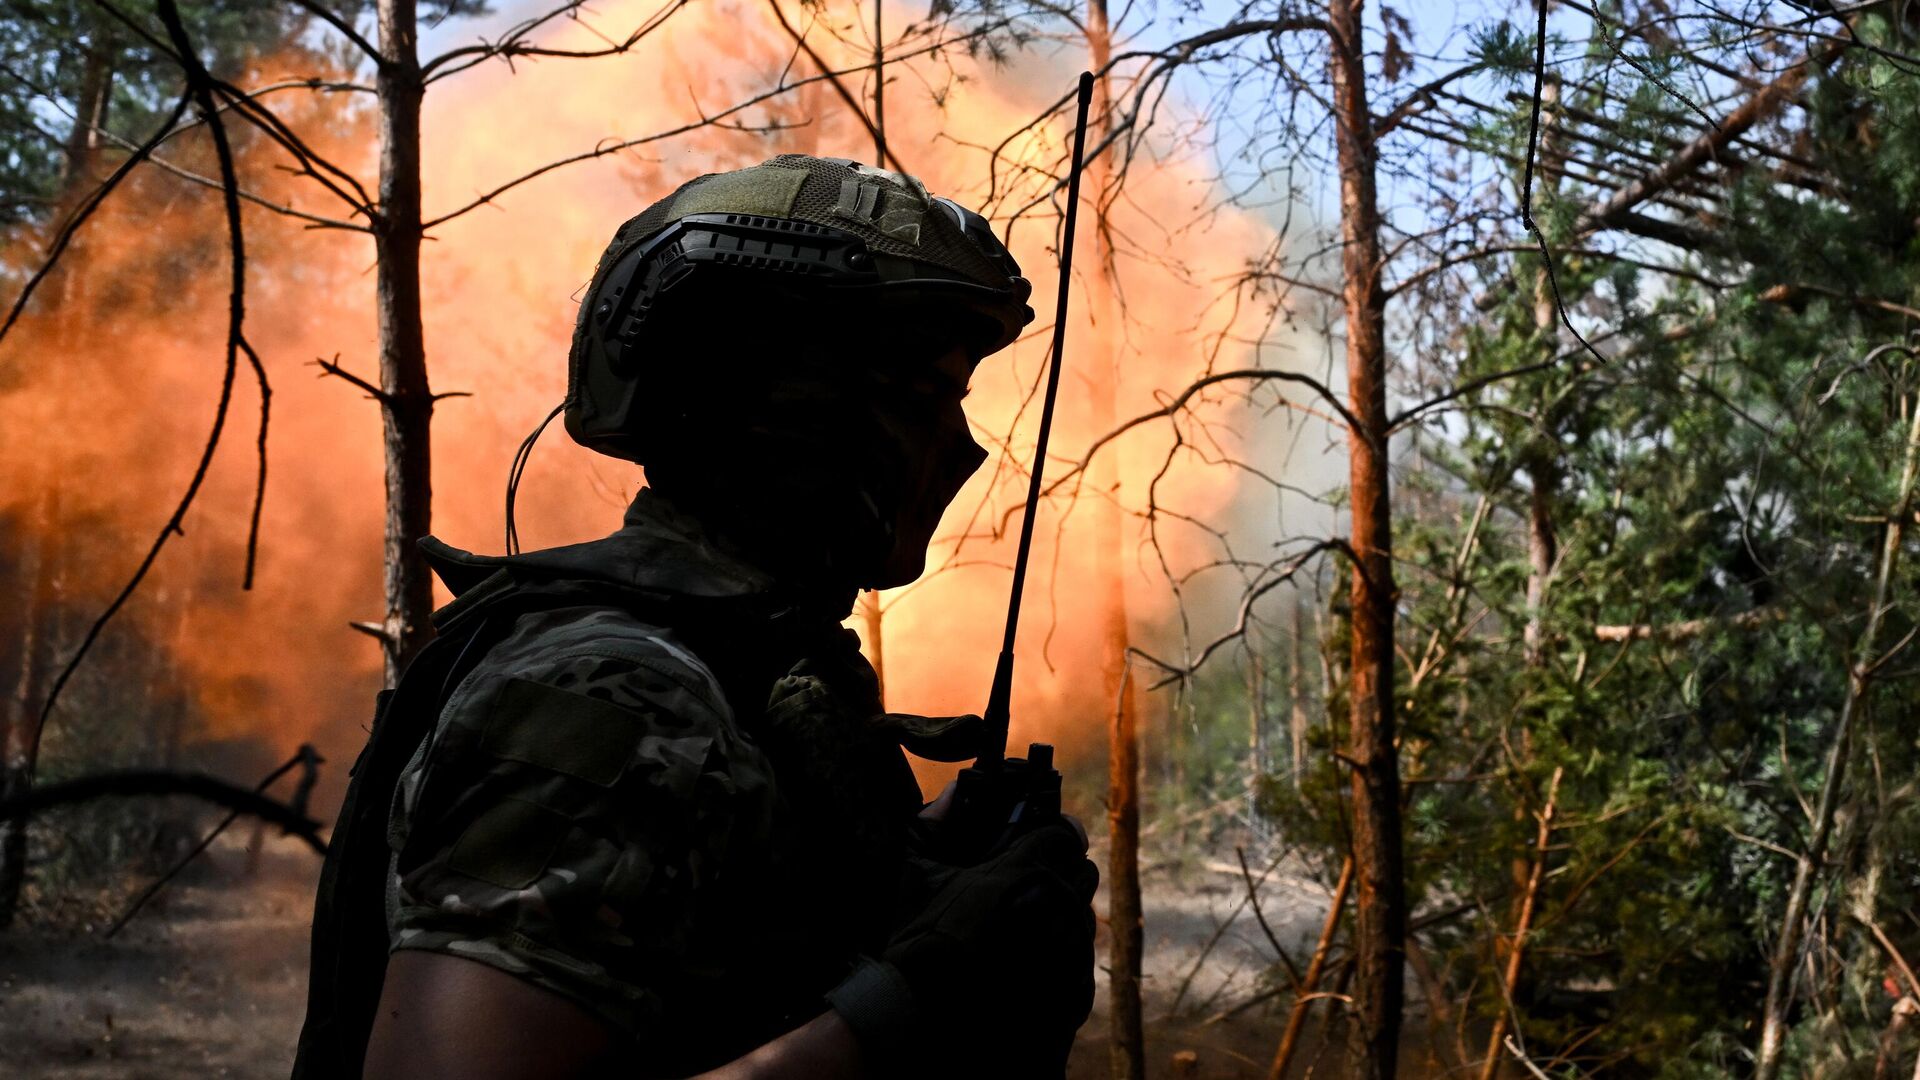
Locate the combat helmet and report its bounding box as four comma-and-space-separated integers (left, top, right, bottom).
564, 155, 1035, 463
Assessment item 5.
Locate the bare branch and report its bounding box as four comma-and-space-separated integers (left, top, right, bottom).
1386, 243, 1730, 300
421, 21, 1013, 228
1574, 43, 1837, 236
104, 745, 322, 937
315, 354, 389, 401
1592, 606, 1786, 643
422, 0, 690, 81
1048, 368, 1359, 498
0, 769, 327, 856
41, 0, 259, 724
1133, 541, 1341, 690
763, 0, 911, 173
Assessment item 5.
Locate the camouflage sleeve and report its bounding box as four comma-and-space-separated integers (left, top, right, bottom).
385, 604, 777, 1042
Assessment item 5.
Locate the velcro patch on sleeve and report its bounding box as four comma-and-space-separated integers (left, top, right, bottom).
447, 796, 570, 890
482, 676, 648, 786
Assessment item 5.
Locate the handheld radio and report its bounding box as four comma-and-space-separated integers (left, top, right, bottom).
943, 71, 1097, 859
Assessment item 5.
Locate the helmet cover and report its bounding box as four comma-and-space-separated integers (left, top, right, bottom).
565, 155, 1034, 463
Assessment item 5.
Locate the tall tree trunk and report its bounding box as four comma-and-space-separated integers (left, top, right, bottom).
1328, 0, 1403, 1074
58, 38, 115, 199
0, 483, 62, 928
1290, 599, 1308, 788
1497, 84, 1563, 1071
1523, 77, 1561, 674
1756, 389, 1920, 1079
374, 0, 435, 686
1084, 4, 1146, 1076
1248, 642, 1265, 781
0, 45, 118, 926
871, 0, 886, 168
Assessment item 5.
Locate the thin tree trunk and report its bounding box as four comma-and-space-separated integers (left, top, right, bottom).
374, 0, 435, 686
1523, 76, 1562, 673
1084, 3, 1145, 1076
1290, 600, 1307, 787
1327, 1, 1403, 1074
1107, 658, 1145, 1080
1248, 643, 1265, 801
58, 38, 115, 198
871, 0, 885, 169
1522, 439, 1557, 664
1756, 390, 1920, 1078
1505, 89, 1562, 1057
0, 483, 62, 928
0, 40, 121, 926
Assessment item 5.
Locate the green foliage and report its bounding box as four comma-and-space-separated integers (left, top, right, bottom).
0, 1, 488, 226
1467, 19, 1532, 83
1244, 32, 1920, 1074
0, 1, 321, 224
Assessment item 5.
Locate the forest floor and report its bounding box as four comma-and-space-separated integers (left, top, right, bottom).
0, 829, 1382, 1080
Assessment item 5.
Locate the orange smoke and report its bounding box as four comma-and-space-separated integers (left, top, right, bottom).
0, 0, 1288, 806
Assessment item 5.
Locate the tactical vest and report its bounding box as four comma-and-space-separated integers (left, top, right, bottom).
291, 564, 918, 1078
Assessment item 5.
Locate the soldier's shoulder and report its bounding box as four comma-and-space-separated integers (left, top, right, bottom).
450, 602, 733, 733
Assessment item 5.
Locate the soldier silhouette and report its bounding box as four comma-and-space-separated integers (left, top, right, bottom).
294, 155, 1098, 1080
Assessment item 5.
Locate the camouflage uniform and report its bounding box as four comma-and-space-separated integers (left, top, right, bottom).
296, 153, 1040, 1079
381, 489, 924, 1076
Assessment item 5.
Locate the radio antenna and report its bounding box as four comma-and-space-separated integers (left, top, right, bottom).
979, 71, 1096, 768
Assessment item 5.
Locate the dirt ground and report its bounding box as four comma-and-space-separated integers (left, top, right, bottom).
0, 833, 1365, 1080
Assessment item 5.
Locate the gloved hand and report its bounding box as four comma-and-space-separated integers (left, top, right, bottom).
825, 817, 1098, 1078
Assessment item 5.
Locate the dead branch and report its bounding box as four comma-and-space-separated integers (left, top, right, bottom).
1858, 915, 1920, 1002
421, 0, 688, 82
104, 745, 322, 938
1574, 43, 1835, 237
1266, 856, 1354, 1080
315, 354, 390, 401
1238, 846, 1306, 989
0, 769, 327, 855
1502, 1035, 1556, 1080
1592, 605, 1784, 643
87, 123, 369, 232
422, 19, 1014, 229
242, 338, 270, 588
41, 0, 263, 725
1480, 766, 1563, 1080
1386, 243, 1731, 301
1373, 60, 1489, 137
763, 0, 911, 173
1517, 0, 1608, 373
